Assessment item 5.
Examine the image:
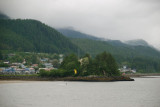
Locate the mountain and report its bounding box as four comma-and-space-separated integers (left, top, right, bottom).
124, 39, 150, 47
57, 28, 101, 40
0, 13, 10, 19
70, 38, 160, 72
106, 40, 127, 47
0, 19, 82, 54
71, 38, 160, 58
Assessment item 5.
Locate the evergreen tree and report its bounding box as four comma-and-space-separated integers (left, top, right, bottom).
60, 54, 80, 75
52, 59, 60, 68
94, 52, 120, 76
0, 51, 3, 60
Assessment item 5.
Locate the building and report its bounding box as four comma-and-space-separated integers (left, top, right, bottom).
119, 65, 136, 74
44, 63, 53, 68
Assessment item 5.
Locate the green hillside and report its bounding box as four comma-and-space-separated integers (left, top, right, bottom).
0, 13, 10, 19
58, 28, 160, 72
70, 38, 160, 73
0, 19, 82, 54
124, 39, 150, 47
57, 28, 101, 40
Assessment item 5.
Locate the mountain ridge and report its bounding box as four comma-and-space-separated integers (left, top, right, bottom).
57, 28, 102, 40
0, 12, 10, 19
0, 19, 82, 54
124, 39, 149, 47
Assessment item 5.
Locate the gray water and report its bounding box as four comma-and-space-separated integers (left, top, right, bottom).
0, 77, 160, 107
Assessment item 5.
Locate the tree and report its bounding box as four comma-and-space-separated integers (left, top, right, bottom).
52, 59, 60, 68
0, 51, 3, 60
94, 52, 120, 76
31, 54, 39, 64
60, 54, 80, 75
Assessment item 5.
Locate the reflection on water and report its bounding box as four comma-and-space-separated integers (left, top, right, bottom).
0, 77, 160, 107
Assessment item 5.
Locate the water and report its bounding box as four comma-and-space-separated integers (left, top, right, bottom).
0, 77, 160, 107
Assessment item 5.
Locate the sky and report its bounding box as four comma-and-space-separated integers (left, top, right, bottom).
0, 0, 160, 49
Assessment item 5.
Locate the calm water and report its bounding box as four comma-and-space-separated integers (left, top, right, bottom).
0, 77, 160, 107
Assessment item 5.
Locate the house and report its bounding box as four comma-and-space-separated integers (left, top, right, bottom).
59, 54, 64, 63
0, 68, 5, 74
31, 64, 38, 68
3, 61, 9, 64
59, 58, 63, 64
20, 64, 26, 69
40, 58, 48, 62
29, 68, 35, 73
12, 63, 21, 66
15, 69, 25, 74
44, 63, 53, 68
22, 59, 26, 64
119, 65, 136, 74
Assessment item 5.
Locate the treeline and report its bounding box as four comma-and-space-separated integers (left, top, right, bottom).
0, 19, 83, 54
70, 38, 160, 73
39, 52, 120, 77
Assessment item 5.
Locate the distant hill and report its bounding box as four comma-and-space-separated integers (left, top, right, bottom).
0, 13, 10, 19
71, 38, 160, 58
0, 19, 82, 54
58, 28, 160, 72
106, 40, 127, 47
70, 38, 160, 73
57, 28, 101, 40
124, 39, 150, 47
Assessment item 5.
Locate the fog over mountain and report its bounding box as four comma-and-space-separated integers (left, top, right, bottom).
0, 0, 160, 50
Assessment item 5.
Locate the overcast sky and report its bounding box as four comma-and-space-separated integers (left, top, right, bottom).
0, 0, 160, 49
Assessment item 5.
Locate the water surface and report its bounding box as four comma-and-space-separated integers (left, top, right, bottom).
0, 77, 160, 107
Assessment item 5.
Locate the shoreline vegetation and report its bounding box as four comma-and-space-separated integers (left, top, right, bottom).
0, 75, 134, 82
1, 73, 160, 82
0, 73, 160, 82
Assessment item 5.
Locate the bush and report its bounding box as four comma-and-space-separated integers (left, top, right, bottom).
39, 69, 74, 77
39, 69, 49, 77
0, 63, 9, 67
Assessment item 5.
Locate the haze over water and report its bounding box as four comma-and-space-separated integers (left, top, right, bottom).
0, 77, 160, 107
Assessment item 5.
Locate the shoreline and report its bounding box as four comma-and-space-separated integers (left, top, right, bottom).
125, 73, 160, 77
0, 75, 134, 82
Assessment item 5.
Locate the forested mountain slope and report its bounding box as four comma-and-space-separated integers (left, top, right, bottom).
0, 19, 82, 54
70, 38, 160, 72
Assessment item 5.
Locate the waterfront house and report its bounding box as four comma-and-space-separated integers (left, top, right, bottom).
119, 65, 136, 74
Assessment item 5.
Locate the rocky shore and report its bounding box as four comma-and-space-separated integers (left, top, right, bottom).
125, 73, 160, 77
0, 75, 134, 82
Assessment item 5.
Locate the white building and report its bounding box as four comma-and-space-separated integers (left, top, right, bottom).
44, 63, 53, 68
119, 65, 136, 74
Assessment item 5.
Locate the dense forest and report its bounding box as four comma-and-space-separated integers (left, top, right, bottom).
40, 52, 120, 77
0, 19, 82, 54
58, 28, 160, 73
70, 38, 160, 73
